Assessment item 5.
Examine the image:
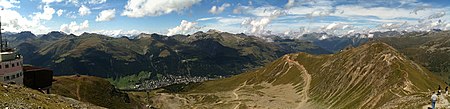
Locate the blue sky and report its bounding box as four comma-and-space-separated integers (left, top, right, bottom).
0, 0, 449, 37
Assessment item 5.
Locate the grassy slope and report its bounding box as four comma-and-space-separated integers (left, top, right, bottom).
298, 42, 445, 108
51, 75, 144, 109
0, 82, 102, 108
185, 42, 446, 108
377, 31, 450, 83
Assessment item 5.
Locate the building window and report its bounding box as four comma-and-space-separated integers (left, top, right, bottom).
16, 62, 19, 66
16, 73, 19, 77
5, 64, 9, 68
12, 63, 15, 67
0, 65, 2, 69
12, 75, 15, 79
4, 76, 9, 80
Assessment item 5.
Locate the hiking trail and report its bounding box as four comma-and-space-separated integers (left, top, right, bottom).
233, 81, 247, 109
422, 94, 450, 109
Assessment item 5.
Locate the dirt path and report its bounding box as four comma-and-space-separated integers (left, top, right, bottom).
233, 81, 247, 109
422, 94, 449, 109
284, 55, 312, 108
76, 78, 81, 101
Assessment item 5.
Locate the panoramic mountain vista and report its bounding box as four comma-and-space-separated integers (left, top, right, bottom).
1, 0, 450, 108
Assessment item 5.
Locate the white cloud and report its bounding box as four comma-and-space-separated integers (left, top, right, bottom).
88, 0, 106, 4
283, 27, 309, 39
96, 9, 116, 22
320, 22, 353, 35
335, 5, 421, 19
241, 18, 271, 34
167, 20, 199, 36
307, 8, 335, 18
0, 0, 20, 9
233, 5, 252, 14
378, 21, 408, 31
241, 9, 286, 34
78, 5, 91, 16
209, 3, 231, 14
65, 11, 77, 19
445, 23, 450, 30
41, 0, 63, 4
196, 17, 222, 21
121, 0, 202, 17
0, 9, 48, 34
57, 9, 64, 16
427, 11, 446, 20
60, 20, 89, 34
285, 0, 295, 9
243, 6, 281, 17
61, 0, 106, 5
32, 5, 56, 21
410, 5, 431, 15
94, 29, 146, 37
323, 23, 352, 30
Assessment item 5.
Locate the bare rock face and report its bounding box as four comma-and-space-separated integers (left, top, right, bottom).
148, 42, 445, 109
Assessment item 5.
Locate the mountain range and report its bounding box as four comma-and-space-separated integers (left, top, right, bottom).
147, 42, 445, 108
7, 30, 330, 78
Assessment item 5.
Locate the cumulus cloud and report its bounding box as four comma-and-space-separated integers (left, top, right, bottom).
209, 3, 231, 14
241, 10, 286, 34
78, 5, 91, 16
0, 9, 48, 33
96, 9, 116, 22
32, 5, 56, 21
167, 20, 199, 36
121, 0, 201, 17
283, 27, 310, 39
57, 9, 64, 16
321, 22, 353, 34
0, 0, 20, 9
60, 20, 89, 34
411, 20, 448, 31
241, 18, 270, 34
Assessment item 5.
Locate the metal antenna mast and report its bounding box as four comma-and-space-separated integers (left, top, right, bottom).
1, 15, 3, 52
